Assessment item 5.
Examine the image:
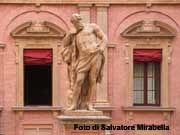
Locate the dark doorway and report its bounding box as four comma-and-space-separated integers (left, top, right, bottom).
24, 65, 52, 106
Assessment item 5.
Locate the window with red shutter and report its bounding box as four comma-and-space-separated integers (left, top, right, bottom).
24, 49, 52, 106
133, 49, 161, 106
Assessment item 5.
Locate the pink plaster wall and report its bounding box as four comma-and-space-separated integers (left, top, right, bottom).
108, 4, 180, 135
0, 3, 179, 135
0, 4, 78, 135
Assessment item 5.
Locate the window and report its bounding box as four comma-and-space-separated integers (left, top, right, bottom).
23, 125, 52, 135
133, 49, 161, 106
11, 21, 65, 107
133, 62, 160, 105
121, 20, 176, 108
24, 49, 52, 106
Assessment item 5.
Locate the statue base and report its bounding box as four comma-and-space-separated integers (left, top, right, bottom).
57, 110, 111, 135
58, 110, 111, 124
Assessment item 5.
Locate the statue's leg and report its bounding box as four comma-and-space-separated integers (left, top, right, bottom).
86, 55, 102, 110
67, 72, 86, 110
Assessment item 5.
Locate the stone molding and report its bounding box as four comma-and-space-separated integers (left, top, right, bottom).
12, 106, 63, 111
58, 110, 111, 125
11, 21, 65, 107
94, 105, 114, 112
95, 4, 109, 7
11, 21, 66, 38
78, 3, 92, 7
1, 0, 180, 5
58, 115, 111, 124
121, 20, 176, 108
121, 20, 176, 39
122, 106, 175, 112
122, 106, 175, 121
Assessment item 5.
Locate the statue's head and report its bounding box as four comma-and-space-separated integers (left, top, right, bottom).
70, 13, 84, 30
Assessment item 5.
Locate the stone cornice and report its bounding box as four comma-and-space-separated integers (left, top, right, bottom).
122, 106, 175, 112
121, 20, 176, 39
11, 21, 66, 38
12, 106, 63, 111
1, 0, 180, 5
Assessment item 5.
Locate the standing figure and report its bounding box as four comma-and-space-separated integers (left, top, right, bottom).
62, 13, 107, 110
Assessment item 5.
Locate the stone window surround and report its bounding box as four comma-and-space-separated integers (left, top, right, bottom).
120, 20, 176, 115
124, 38, 171, 107
14, 41, 61, 107
10, 21, 65, 111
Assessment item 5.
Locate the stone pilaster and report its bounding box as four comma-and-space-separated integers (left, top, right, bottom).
95, 4, 110, 107
78, 4, 92, 23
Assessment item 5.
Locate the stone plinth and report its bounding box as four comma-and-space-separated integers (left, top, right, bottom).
57, 110, 111, 135
58, 110, 111, 124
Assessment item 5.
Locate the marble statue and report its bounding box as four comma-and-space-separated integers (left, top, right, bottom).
62, 13, 107, 110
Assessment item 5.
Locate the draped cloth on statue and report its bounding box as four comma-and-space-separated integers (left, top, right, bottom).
61, 32, 105, 109
74, 52, 105, 109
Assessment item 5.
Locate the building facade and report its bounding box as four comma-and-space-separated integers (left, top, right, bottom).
0, 0, 179, 135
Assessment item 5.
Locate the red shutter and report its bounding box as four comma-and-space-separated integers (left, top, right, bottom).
133, 49, 162, 62
24, 49, 52, 65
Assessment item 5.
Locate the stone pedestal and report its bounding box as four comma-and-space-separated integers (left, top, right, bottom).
57, 110, 111, 135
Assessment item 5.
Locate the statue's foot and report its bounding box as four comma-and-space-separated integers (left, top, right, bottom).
87, 104, 95, 111
67, 105, 76, 111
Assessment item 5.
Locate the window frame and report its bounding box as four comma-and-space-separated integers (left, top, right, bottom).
10, 21, 66, 108
123, 39, 171, 108
133, 61, 161, 106
15, 39, 60, 107
24, 64, 53, 106
23, 49, 53, 106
